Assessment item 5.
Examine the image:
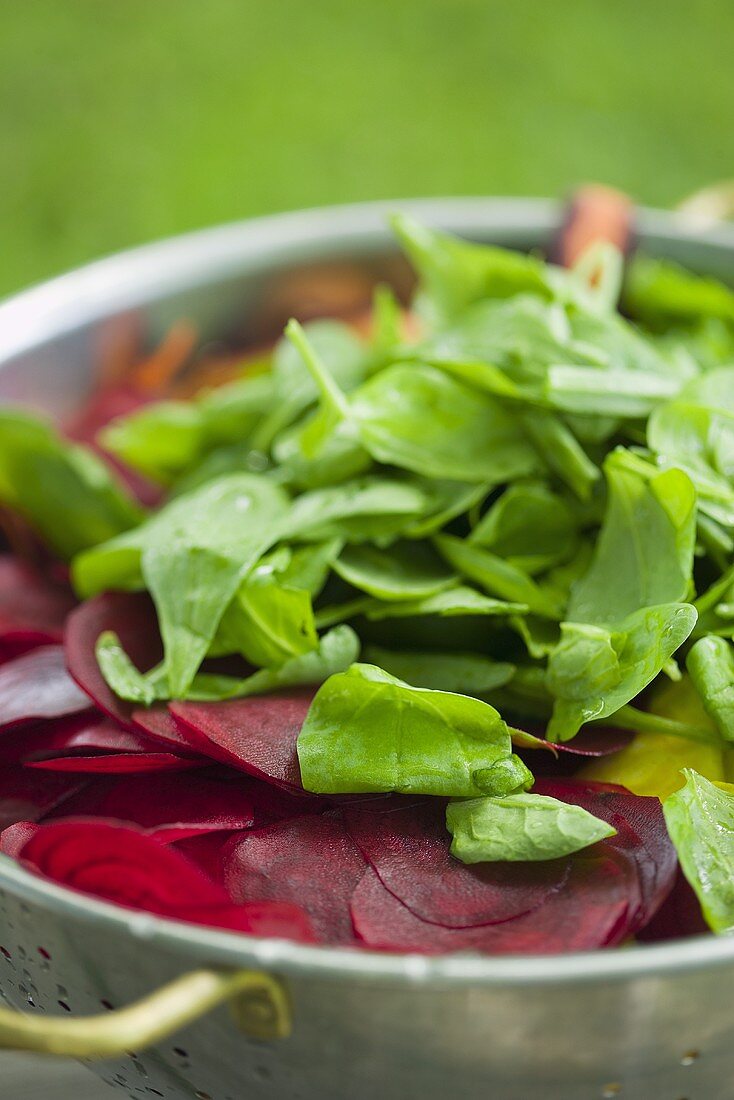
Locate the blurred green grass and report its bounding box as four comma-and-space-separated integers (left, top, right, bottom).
1, 0, 732, 296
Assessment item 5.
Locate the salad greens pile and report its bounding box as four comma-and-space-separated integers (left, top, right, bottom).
5, 214, 734, 935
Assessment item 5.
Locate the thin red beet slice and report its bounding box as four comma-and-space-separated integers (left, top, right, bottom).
0, 821, 38, 858
11, 820, 314, 941
65, 592, 163, 726
224, 813, 366, 944
0, 712, 192, 767
64, 593, 201, 755
27, 753, 203, 774
0, 557, 76, 651
533, 778, 676, 930
343, 796, 569, 929
46, 772, 254, 841
0, 646, 91, 731
169, 690, 315, 791
173, 832, 240, 887
0, 768, 85, 830
637, 869, 709, 942
351, 854, 632, 954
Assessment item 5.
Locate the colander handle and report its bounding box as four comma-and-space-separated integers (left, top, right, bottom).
0, 966, 290, 1058
677, 180, 734, 225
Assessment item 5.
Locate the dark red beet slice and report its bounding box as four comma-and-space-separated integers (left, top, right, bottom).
533, 778, 676, 930
0, 712, 192, 767
11, 819, 314, 941
47, 772, 254, 841
351, 854, 632, 954
0, 821, 38, 858
65, 592, 163, 726
64, 593, 201, 756
0, 646, 91, 731
224, 813, 366, 944
343, 796, 569, 929
637, 869, 709, 942
28, 753, 202, 774
173, 832, 240, 887
0, 557, 76, 651
169, 690, 315, 791
0, 768, 85, 830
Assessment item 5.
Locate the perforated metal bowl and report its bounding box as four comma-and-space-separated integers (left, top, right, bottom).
1, 198, 734, 1100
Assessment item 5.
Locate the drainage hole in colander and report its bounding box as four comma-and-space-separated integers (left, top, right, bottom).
601, 1086, 622, 1098
100, 998, 114, 1010
173, 1047, 188, 1058
57, 1000, 71, 1012
194, 1091, 212, 1099
0, 946, 11, 961
145, 1089, 164, 1097
680, 1050, 700, 1066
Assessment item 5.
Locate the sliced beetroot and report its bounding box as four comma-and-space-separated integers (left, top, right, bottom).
132, 704, 203, 754
45, 772, 254, 841
224, 813, 366, 944
343, 796, 569, 929
179, 899, 316, 941
0, 821, 39, 858
64, 593, 201, 755
0, 712, 190, 767
27, 752, 203, 774
0, 558, 76, 650
13, 819, 314, 942
173, 832, 241, 887
0, 646, 91, 732
351, 853, 632, 954
533, 778, 676, 930
169, 690, 315, 791
637, 869, 709, 943
65, 592, 163, 725
0, 767, 85, 830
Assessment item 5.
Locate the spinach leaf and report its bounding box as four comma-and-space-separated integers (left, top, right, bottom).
297, 662, 532, 796
546, 603, 698, 741
545, 365, 681, 418
334, 540, 456, 601
469, 481, 579, 574
663, 770, 734, 933
103, 373, 275, 484
518, 408, 600, 501
101, 401, 204, 484
0, 409, 142, 559
624, 255, 734, 329
446, 791, 615, 863
288, 476, 431, 544
687, 635, 734, 742
434, 533, 562, 618
568, 455, 696, 625
391, 214, 554, 326
363, 646, 515, 696
252, 320, 367, 450
363, 585, 528, 620
212, 571, 317, 668
352, 361, 540, 483
189, 624, 359, 701
74, 473, 291, 696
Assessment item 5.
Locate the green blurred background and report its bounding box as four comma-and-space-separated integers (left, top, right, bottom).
1, 0, 732, 297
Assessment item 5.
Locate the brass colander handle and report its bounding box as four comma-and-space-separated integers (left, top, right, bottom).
677, 180, 734, 225
0, 967, 290, 1059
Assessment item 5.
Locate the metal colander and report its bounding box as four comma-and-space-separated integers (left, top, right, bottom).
1, 197, 734, 1100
